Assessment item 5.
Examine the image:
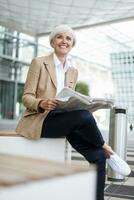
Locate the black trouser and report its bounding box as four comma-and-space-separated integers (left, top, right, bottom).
41, 109, 106, 200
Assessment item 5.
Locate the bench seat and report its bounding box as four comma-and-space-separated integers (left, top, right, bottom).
0, 153, 97, 200
0, 131, 71, 162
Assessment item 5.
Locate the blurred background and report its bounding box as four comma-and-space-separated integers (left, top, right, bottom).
0, 1, 134, 199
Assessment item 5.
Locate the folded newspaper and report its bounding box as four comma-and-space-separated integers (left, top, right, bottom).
56, 87, 114, 112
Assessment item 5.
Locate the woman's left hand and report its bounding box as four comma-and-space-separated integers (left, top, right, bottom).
102, 143, 114, 158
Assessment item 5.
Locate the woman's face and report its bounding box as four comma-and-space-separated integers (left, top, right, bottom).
51, 32, 74, 57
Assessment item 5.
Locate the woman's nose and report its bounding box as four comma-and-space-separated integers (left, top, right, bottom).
62, 37, 67, 43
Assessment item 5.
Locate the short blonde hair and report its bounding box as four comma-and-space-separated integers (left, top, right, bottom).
49, 24, 76, 46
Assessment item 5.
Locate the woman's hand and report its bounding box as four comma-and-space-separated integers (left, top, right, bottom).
39, 99, 60, 111
102, 143, 114, 158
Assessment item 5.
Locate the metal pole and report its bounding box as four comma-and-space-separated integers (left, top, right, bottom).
13, 32, 19, 119
107, 107, 127, 181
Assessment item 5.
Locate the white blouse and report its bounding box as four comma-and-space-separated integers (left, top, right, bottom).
53, 53, 70, 95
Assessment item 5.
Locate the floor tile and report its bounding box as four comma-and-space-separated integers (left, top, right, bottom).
105, 182, 134, 199
123, 177, 134, 186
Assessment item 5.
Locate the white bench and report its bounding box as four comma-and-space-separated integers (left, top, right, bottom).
0, 131, 71, 162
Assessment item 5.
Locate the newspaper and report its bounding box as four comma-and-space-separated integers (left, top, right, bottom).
56, 87, 114, 112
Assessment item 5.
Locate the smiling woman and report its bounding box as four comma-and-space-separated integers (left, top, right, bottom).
49, 25, 76, 61
16, 24, 113, 200
51, 33, 73, 58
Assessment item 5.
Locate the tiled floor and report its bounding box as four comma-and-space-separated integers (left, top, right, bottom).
71, 144, 134, 200
104, 146, 134, 200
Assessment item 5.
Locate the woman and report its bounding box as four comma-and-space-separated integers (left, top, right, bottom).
16, 25, 113, 200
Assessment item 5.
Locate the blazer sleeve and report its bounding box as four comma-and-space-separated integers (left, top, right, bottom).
22, 58, 44, 113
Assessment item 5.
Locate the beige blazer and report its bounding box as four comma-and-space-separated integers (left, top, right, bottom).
16, 53, 78, 140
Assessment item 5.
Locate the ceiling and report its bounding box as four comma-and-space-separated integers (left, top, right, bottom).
0, 0, 134, 36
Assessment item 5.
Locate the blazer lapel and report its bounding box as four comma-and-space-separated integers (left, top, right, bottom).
65, 67, 76, 88
43, 54, 57, 88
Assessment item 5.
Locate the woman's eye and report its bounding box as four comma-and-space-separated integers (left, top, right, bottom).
56, 35, 62, 39
56, 35, 72, 41
66, 37, 72, 41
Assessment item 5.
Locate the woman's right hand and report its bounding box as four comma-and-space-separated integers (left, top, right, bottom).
39, 99, 60, 111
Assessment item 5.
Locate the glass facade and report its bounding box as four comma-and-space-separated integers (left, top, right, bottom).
0, 26, 35, 119
111, 52, 134, 124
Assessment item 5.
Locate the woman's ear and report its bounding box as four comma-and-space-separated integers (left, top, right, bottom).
50, 39, 54, 48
